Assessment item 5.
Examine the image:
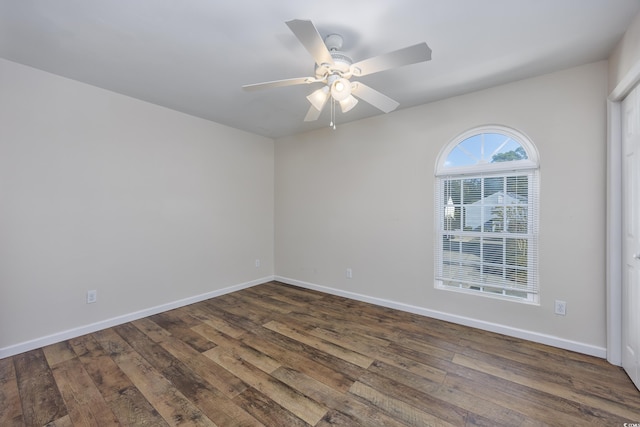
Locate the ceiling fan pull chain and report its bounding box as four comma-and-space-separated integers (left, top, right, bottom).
330, 98, 336, 129
333, 99, 337, 130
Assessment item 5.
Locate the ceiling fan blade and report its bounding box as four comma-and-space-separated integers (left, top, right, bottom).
351, 82, 399, 113
304, 105, 323, 122
351, 42, 431, 77
242, 77, 313, 91
286, 19, 334, 67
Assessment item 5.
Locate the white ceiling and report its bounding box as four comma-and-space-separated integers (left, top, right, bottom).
1, 0, 639, 139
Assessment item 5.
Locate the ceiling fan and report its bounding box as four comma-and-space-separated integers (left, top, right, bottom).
243, 19, 432, 126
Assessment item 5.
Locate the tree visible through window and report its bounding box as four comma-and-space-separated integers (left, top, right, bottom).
435, 126, 539, 302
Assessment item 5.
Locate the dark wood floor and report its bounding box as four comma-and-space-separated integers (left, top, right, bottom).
1, 281, 640, 426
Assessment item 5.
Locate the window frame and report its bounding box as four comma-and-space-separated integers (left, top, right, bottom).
434, 125, 540, 304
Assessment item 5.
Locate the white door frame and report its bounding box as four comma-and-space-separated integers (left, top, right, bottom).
607, 59, 640, 366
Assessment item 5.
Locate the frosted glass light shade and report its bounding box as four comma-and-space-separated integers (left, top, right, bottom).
331, 78, 351, 102
307, 86, 329, 110
339, 95, 358, 113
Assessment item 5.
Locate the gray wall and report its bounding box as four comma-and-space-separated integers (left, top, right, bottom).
275, 61, 609, 354
0, 59, 275, 354
609, 11, 640, 93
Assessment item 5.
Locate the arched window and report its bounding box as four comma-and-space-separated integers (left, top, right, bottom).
435, 125, 540, 303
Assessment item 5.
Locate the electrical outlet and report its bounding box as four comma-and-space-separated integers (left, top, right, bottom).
346, 268, 353, 279
87, 290, 97, 304
554, 300, 566, 316
255, 259, 261, 268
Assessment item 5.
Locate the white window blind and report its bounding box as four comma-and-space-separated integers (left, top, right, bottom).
435, 170, 539, 301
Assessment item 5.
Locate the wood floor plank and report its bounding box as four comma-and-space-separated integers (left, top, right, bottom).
69, 334, 170, 427
458, 342, 640, 412
314, 410, 366, 427
270, 366, 347, 410
188, 303, 248, 339
250, 321, 367, 381
441, 369, 612, 426
272, 366, 408, 427
118, 322, 260, 426
232, 386, 307, 427
0, 357, 24, 426
192, 323, 282, 374
148, 311, 216, 353
366, 359, 443, 395
3, 281, 640, 426
289, 312, 392, 351
263, 320, 374, 369
452, 352, 639, 423
47, 414, 74, 427
131, 326, 263, 427
204, 345, 328, 425
258, 282, 326, 304
355, 369, 470, 426
303, 296, 441, 348
200, 299, 262, 334
393, 334, 458, 362
42, 341, 77, 367
131, 317, 174, 343
133, 317, 248, 400
13, 349, 67, 426
366, 344, 449, 384
425, 374, 528, 426
206, 294, 271, 326
231, 289, 295, 315
51, 357, 121, 426
240, 330, 357, 393
93, 328, 216, 427
349, 381, 459, 427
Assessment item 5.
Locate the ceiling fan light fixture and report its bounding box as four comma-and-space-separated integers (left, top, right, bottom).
331, 78, 352, 102
243, 19, 432, 126
307, 86, 330, 110
339, 95, 358, 113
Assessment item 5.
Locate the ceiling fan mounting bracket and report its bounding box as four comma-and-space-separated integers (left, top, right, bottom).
324, 33, 343, 51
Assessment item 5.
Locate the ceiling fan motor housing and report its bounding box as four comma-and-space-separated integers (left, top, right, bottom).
330, 51, 352, 70
314, 33, 353, 78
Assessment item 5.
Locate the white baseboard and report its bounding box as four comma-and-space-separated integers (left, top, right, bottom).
275, 275, 607, 359
3, 275, 606, 360
0, 276, 275, 359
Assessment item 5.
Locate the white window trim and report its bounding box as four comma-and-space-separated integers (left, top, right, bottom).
434, 125, 540, 304
435, 125, 540, 176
